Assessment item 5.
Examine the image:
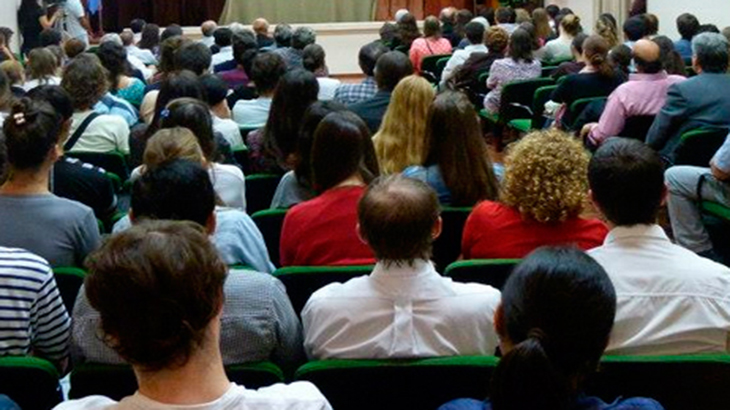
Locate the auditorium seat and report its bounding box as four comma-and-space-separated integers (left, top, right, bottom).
672, 127, 729, 167
508, 84, 558, 133
251, 208, 288, 268
432, 206, 473, 272
65, 151, 130, 183
444, 259, 520, 290
53, 267, 86, 313
618, 115, 656, 142
0, 356, 62, 410
564, 96, 607, 132
421, 53, 453, 84
245, 173, 283, 215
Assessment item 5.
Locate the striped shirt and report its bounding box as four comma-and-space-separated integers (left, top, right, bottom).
0, 247, 70, 363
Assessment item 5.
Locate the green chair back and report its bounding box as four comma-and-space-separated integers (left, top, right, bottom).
565, 96, 607, 131
53, 267, 86, 313
531, 84, 558, 130
674, 127, 729, 167
541, 65, 558, 78
444, 259, 521, 290
432, 206, 473, 272
65, 151, 130, 182
701, 201, 730, 222
231, 145, 251, 175
542, 56, 574, 66
421, 53, 452, 83
485, 77, 556, 126
296, 356, 498, 410
246, 173, 283, 215
251, 208, 288, 268
0, 356, 61, 409
273, 265, 374, 317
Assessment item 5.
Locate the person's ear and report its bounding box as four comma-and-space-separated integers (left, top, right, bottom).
356, 222, 368, 245
431, 216, 443, 240
205, 212, 217, 236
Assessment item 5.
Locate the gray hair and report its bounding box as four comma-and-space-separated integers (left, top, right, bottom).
274, 24, 293, 47
292, 27, 316, 50
692, 32, 729, 73
100, 33, 122, 46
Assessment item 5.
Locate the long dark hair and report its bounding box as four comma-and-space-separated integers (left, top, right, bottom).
96, 42, 132, 92
509, 28, 534, 63
295, 101, 347, 189
423, 91, 499, 206
491, 246, 616, 410
396, 13, 421, 49
160, 98, 217, 162
144, 70, 204, 142
138, 24, 160, 51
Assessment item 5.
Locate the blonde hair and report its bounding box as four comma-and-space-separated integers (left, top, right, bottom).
372, 75, 434, 175
143, 127, 205, 170
595, 15, 619, 49
501, 129, 589, 223
532, 8, 553, 40
560, 14, 582, 37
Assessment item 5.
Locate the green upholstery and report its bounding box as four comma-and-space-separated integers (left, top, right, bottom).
295, 356, 498, 409
53, 267, 86, 313
394, 45, 409, 54
251, 208, 288, 268
674, 128, 729, 167
70, 362, 284, 400
65, 151, 130, 182
421, 53, 452, 83
507, 84, 558, 132
0, 356, 61, 409
245, 173, 283, 215
564, 96, 607, 131
542, 56, 574, 66
508, 118, 531, 133
479, 78, 555, 129
436, 56, 451, 75
541, 65, 558, 78
231, 144, 251, 175
478, 109, 499, 123
432, 206, 473, 272
273, 265, 374, 316
444, 259, 520, 289
701, 201, 730, 221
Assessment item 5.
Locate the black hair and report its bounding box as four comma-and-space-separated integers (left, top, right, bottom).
697, 24, 721, 34
274, 24, 293, 47
294, 101, 347, 189
292, 27, 316, 50
138, 24, 160, 51
676, 13, 700, 41
545, 5, 559, 19
160, 25, 183, 43
495, 7, 514, 24
213, 27, 233, 48
374, 51, 414, 91
302, 43, 326, 72
609, 44, 632, 76
161, 98, 217, 161
200, 74, 228, 106
2, 98, 62, 171
130, 19, 146, 34
232, 32, 258, 66
96, 41, 131, 93
132, 159, 215, 230
623, 16, 646, 42
588, 138, 664, 226
250, 52, 287, 95
145, 70, 205, 141
39, 29, 62, 47
465, 21, 486, 45
358, 41, 389, 77
651, 35, 684, 75
26, 85, 74, 121
491, 246, 616, 410
174, 42, 212, 76
572, 33, 589, 54
509, 28, 534, 63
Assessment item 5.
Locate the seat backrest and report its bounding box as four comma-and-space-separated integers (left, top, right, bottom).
444, 259, 521, 290
273, 265, 374, 317
432, 207, 473, 272
566, 96, 607, 131
0, 356, 61, 410
231, 145, 251, 175
499, 78, 555, 123
295, 356, 498, 410
53, 267, 86, 313
65, 151, 130, 182
674, 127, 729, 167
421, 53, 452, 83
541, 65, 558, 78
245, 173, 283, 215
589, 355, 730, 410
619, 115, 656, 141
251, 208, 288, 268
531, 85, 558, 129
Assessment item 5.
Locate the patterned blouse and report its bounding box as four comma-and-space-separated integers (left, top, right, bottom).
483, 58, 542, 113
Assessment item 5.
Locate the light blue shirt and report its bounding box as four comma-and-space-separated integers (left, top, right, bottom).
94, 93, 139, 127
711, 132, 730, 173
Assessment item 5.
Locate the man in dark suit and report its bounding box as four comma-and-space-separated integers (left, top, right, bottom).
348, 51, 414, 133
646, 32, 730, 163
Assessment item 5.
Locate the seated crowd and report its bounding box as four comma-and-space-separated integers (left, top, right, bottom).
0, 3, 730, 409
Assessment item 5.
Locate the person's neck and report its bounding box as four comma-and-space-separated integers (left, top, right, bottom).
0, 167, 52, 196
210, 103, 230, 119
334, 173, 365, 189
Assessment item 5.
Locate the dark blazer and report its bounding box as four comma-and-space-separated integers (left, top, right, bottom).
348, 90, 392, 134
646, 73, 730, 161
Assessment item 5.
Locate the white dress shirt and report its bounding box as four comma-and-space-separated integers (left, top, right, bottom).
441, 44, 488, 83
212, 46, 234, 69
589, 224, 730, 355
302, 260, 501, 360
232, 97, 273, 128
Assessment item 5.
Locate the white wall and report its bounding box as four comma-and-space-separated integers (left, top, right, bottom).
0, 0, 21, 52
649, 0, 730, 39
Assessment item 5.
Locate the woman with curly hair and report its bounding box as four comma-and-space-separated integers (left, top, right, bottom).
373, 75, 434, 175
392, 12, 421, 51
461, 129, 608, 259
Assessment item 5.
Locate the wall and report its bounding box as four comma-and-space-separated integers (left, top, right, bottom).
648, 0, 730, 39
0, 0, 20, 52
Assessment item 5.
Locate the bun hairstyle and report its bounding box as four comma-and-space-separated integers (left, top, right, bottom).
302, 43, 326, 73
559, 14, 582, 37
491, 247, 616, 410
2, 98, 62, 171
583, 35, 614, 77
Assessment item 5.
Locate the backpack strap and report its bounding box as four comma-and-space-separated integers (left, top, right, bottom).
64, 112, 101, 152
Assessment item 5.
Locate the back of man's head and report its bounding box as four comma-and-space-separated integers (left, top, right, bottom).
251, 52, 287, 95
174, 42, 212, 76
588, 138, 664, 227
692, 32, 730, 73
292, 27, 316, 50
358, 41, 389, 77
201, 20, 218, 37
676, 13, 699, 41
213, 27, 233, 47
130, 19, 146, 34
440, 7, 456, 24
252, 18, 269, 35
119, 30, 135, 47
131, 159, 215, 228
633, 39, 662, 74
85, 220, 227, 372
623, 16, 647, 42
496, 7, 513, 24
274, 23, 293, 47
232, 32, 258, 65
464, 21, 486, 45
374, 51, 414, 91
39, 29, 62, 47
358, 175, 440, 264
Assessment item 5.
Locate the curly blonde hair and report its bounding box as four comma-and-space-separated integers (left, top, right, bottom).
372, 75, 434, 175
595, 15, 619, 49
501, 129, 589, 223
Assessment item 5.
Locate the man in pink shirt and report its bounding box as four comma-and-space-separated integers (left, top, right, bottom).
582, 39, 685, 147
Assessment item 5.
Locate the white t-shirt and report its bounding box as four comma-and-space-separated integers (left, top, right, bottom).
63, 0, 89, 45
316, 78, 341, 101
232, 98, 272, 129
53, 382, 332, 409
213, 115, 245, 147
23, 76, 62, 92
68, 111, 130, 154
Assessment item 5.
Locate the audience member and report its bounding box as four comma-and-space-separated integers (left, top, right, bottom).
462, 129, 607, 259
584, 39, 685, 147
233, 52, 286, 128
63, 38, 86, 60
409, 16, 453, 73
17, 0, 61, 54
723, 26, 730, 43
280, 112, 379, 267
484, 28, 541, 113
609, 43, 632, 77
334, 42, 388, 105
0, 61, 26, 99
303, 175, 501, 359
96, 42, 145, 107
59, 220, 331, 410
647, 33, 730, 163
698, 24, 721, 34
211, 27, 234, 67
532, 8, 553, 43
653, 35, 687, 76
439, 247, 664, 410
215, 30, 255, 73
160, 24, 183, 43
303, 44, 341, 101
0, 98, 100, 267
543, 14, 581, 62
272, 23, 293, 50
200, 74, 243, 147
495, 7, 517, 35
274, 26, 316, 69
404, 91, 499, 206
441, 22, 486, 82
137, 23, 160, 55
623, 15, 647, 48
595, 13, 619, 48
200, 20, 218, 48
393, 13, 421, 50
350, 51, 414, 133
253, 18, 274, 48
643, 13, 660, 37
39, 28, 63, 48
219, 32, 258, 88
175, 41, 213, 77
378, 22, 398, 48
448, 27, 508, 106
545, 4, 560, 30
550, 33, 588, 79
23, 48, 60, 91
675, 13, 700, 60
587, 138, 730, 355
129, 18, 146, 42
439, 7, 458, 46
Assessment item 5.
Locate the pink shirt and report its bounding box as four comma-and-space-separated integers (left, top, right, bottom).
409, 37, 453, 73
588, 71, 686, 145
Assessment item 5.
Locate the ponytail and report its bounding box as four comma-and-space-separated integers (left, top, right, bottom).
583, 35, 614, 78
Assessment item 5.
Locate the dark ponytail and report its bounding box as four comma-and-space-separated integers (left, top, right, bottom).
583, 35, 614, 78
2, 97, 62, 171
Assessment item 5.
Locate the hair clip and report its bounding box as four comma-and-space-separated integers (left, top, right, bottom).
13, 113, 26, 126
160, 109, 171, 119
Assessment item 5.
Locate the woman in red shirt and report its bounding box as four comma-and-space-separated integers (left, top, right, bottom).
280, 112, 380, 267
409, 16, 453, 73
462, 129, 608, 259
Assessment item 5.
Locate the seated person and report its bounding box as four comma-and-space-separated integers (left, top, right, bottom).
484, 28, 541, 114
96, 41, 146, 108
674, 13, 699, 60
232, 52, 287, 129
0, 60, 26, 98
280, 112, 379, 266
409, 16, 452, 73
542, 13, 582, 62
219, 33, 258, 89
303, 175, 501, 359
201, 74, 245, 147
462, 129, 608, 259
302, 44, 341, 101
589, 139, 730, 355
23, 48, 61, 91
0, 98, 100, 267
60, 220, 330, 409
439, 247, 664, 410
253, 18, 274, 49
441, 21, 487, 83
550, 32, 588, 80
404, 91, 500, 206
334, 41, 388, 105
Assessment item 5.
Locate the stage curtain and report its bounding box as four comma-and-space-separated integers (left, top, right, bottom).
375, 0, 425, 20
104, 0, 225, 33
219, 0, 377, 25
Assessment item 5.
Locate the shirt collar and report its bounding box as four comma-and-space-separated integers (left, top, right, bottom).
604, 224, 670, 245
371, 259, 436, 279
629, 70, 669, 82
465, 44, 487, 52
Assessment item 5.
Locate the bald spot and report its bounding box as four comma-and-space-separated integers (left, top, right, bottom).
633, 39, 660, 63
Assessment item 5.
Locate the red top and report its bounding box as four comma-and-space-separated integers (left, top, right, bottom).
280, 186, 375, 267
461, 201, 609, 260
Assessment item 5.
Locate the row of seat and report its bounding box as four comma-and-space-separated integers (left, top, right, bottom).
4, 354, 730, 410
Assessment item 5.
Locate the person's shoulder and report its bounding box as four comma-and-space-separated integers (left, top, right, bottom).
402, 165, 427, 178
211, 162, 244, 180
236, 381, 331, 408
604, 396, 665, 410
438, 398, 488, 410
52, 395, 118, 410
472, 200, 505, 214
48, 195, 95, 218
0, 247, 51, 275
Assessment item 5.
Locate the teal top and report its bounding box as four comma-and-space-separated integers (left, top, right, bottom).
114, 77, 145, 107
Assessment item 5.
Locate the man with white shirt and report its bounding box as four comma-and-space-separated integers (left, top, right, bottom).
211, 27, 234, 68
587, 138, 730, 356
441, 21, 487, 84
302, 175, 501, 359
233, 53, 286, 128
120, 30, 157, 67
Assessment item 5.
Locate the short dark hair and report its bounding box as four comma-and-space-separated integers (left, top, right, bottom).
677, 13, 699, 41
358, 41, 389, 77
311, 111, 379, 192
572, 33, 589, 54
160, 24, 183, 43
84, 220, 226, 372
588, 138, 665, 226
213, 27, 233, 47
623, 16, 646, 42
492, 246, 616, 410
545, 5, 559, 19
274, 24, 293, 47
131, 159, 215, 227
358, 175, 439, 264
464, 21, 486, 45
292, 27, 316, 50
138, 24, 160, 50
250, 52, 287, 95
200, 74, 228, 106
302, 43, 326, 72
39, 29, 62, 47
374, 51, 414, 91
2, 98, 61, 171
697, 24, 721, 34
643, 13, 659, 36
26, 85, 74, 121
130, 19, 146, 34
96, 41, 130, 92
174, 42, 212, 76
232, 32, 258, 66
509, 28, 534, 62
423, 16, 442, 38
495, 7, 514, 24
